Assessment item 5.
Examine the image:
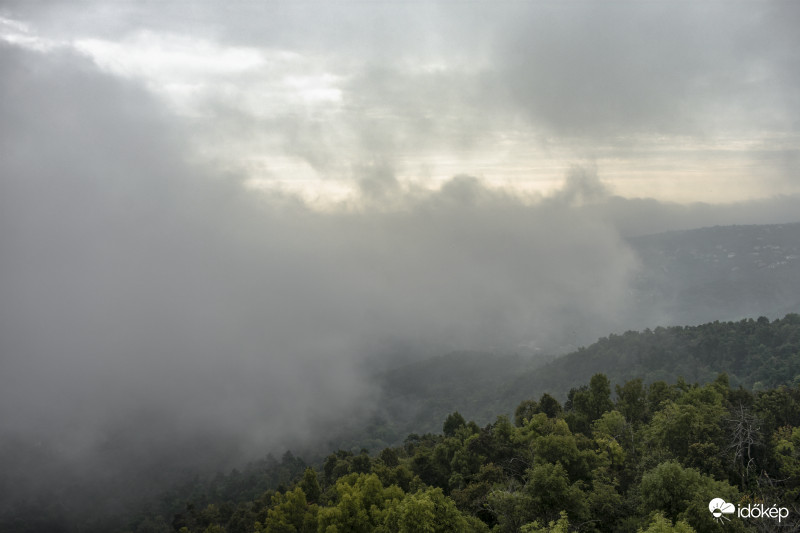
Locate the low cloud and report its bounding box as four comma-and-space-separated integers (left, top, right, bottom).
0, 44, 638, 457
2, 32, 800, 517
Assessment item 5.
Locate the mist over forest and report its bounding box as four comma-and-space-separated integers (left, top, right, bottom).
2, 2, 800, 531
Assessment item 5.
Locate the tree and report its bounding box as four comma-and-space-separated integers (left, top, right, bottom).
520, 511, 570, 533
299, 468, 321, 504
539, 394, 563, 419
351, 450, 372, 475
380, 448, 400, 468
637, 512, 695, 533
565, 386, 591, 434
529, 423, 591, 483
487, 486, 534, 533
324, 450, 354, 485
566, 374, 614, 433
772, 425, 800, 500
616, 378, 648, 424
449, 463, 504, 527
725, 405, 762, 490
588, 374, 615, 420
591, 411, 628, 479
261, 487, 317, 533
443, 412, 467, 437
515, 400, 540, 427
380, 487, 485, 532
411, 446, 450, 489
316, 473, 403, 533
643, 385, 727, 475
523, 462, 587, 526
755, 386, 800, 435
639, 461, 742, 532
648, 381, 677, 413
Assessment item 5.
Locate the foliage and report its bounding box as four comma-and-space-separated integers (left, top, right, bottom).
636, 512, 695, 533
116, 366, 800, 533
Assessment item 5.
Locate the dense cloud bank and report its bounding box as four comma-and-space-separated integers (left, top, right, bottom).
0, 45, 636, 456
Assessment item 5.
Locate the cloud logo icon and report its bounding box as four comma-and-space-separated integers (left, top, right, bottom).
709, 498, 736, 523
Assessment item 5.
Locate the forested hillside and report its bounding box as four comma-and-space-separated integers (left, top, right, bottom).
370, 314, 800, 448
500, 313, 800, 405
121, 373, 800, 533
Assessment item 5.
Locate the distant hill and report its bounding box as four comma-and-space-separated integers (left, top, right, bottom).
629, 222, 800, 327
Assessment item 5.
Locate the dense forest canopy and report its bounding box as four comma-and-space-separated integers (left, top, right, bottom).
118, 370, 800, 533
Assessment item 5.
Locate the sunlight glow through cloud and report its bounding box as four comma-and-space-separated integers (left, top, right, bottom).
2, 5, 798, 205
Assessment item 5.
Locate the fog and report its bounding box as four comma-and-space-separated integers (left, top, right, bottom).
0, 43, 634, 453
1, 0, 800, 522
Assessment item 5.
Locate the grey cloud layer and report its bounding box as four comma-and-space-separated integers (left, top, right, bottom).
6, 1, 798, 184
0, 45, 640, 456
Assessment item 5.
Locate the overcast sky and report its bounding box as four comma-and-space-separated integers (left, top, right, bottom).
2, 1, 799, 204
1, 0, 800, 502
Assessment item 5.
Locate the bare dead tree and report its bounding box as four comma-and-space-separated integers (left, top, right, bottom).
727, 404, 763, 490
